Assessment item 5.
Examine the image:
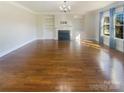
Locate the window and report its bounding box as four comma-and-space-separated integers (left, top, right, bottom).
103, 17, 110, 36
115, 14, 123, 39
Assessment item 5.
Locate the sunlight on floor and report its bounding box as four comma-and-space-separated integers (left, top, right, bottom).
97, 53, 124, 91
81, 40, 101, 49
57, 80, 72, 92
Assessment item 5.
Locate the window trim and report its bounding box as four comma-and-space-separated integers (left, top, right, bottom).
102, 16, 110, 36
114, 12, 124, 40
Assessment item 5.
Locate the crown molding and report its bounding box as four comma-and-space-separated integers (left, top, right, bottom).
8, 1, 36, 14
36, 12, 85, 15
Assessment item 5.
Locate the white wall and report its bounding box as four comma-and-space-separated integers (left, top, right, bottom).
0, 2, 37, 57
83, 10, 99, 41
71, 15, 84, 41
103, 36, 110, 46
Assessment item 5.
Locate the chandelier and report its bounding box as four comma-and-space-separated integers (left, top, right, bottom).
59, 1, 71, 13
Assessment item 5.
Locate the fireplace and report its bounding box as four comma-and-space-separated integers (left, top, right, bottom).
58, 30, 70, 41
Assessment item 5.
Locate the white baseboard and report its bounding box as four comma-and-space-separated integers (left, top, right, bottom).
0, 38, 36, 58
37, 38, 56, 40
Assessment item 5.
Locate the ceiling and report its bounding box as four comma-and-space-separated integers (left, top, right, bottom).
16, 1, 114, 15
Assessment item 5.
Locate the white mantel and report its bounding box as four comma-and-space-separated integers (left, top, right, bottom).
55, 14, 73, 40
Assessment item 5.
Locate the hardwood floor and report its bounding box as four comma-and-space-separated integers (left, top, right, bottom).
0, 40, 124, 92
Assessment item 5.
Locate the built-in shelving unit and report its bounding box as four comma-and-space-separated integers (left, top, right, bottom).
43, 15, 55, 31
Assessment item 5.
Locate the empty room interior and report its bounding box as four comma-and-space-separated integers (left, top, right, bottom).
0, 1, 124, 92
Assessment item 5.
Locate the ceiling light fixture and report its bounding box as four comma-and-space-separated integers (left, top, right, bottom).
59, 1, 71, 13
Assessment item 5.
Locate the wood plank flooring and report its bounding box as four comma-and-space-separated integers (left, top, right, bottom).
0, 40, 124, 92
